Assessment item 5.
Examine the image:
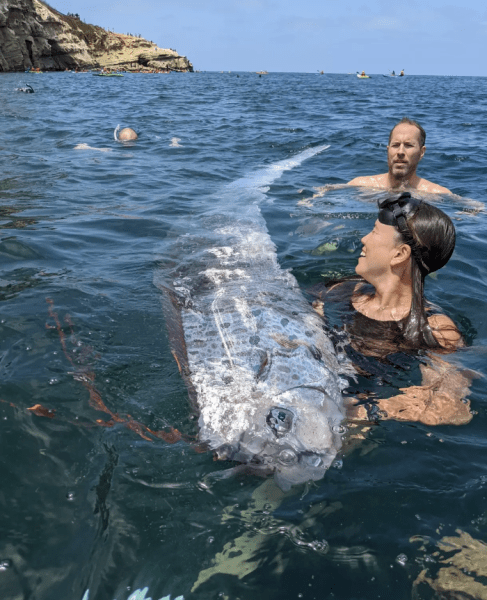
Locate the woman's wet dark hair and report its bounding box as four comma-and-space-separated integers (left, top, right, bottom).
394, 198, 456, 347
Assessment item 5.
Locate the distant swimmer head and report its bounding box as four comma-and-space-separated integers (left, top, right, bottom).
119, 127, 138, 141
114, 125, 138, 142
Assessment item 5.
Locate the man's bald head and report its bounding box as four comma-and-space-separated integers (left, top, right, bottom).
118, 127, 138, 141
389, 118, 425, 148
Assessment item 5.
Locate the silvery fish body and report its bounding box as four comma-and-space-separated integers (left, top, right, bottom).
156, 146, 346, 490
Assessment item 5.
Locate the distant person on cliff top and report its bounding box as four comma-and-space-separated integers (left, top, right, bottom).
348, 118, 451, 194
114, 125, 138, 142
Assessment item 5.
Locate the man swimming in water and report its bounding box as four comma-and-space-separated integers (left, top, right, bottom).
117, 127, 138, 141
348, 118, 451, 194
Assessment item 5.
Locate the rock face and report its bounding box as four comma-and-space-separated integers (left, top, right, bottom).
0, 0, 193, 72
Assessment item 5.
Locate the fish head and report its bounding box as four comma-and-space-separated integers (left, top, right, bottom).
192, 303, 348, 490
222, 385, 345, 491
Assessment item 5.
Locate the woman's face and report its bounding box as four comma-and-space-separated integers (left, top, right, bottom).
355, 220, 402, 282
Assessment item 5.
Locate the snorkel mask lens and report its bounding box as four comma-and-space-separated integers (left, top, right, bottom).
377, 192, 421, 230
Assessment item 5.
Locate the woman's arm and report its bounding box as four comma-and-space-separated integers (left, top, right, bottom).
346, 355, 473, 426
346, 314, 472, 426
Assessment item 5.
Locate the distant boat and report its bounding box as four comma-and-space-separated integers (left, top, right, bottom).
93, 73, 124, 77
356, 73, 370, 79
256, 71, 268, 75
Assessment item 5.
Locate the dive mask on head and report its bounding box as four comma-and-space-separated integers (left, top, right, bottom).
377, 192, 429, 273
377, 192, 421, 233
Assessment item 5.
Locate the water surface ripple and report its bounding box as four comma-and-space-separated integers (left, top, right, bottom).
0, 72, 486, 600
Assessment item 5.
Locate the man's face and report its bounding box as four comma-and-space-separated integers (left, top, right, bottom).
387, 124, 425, 180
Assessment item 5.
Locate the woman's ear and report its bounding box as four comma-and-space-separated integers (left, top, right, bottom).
391, 243, 411, 266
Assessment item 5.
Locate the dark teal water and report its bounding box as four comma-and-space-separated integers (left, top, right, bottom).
1, 72, 486, 600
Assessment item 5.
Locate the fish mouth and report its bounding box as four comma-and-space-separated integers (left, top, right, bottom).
214, 439, 329, 490
212, 384, 345, 490
274, 451, 333, 491
214, 441, 301, 467
212, 403, 340, 490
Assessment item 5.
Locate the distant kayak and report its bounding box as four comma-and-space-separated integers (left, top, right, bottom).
92, 73, 124, 77
357, 74, 370, 79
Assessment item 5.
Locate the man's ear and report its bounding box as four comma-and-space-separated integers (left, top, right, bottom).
420, 145, 426, 160
391, 244, 411, 266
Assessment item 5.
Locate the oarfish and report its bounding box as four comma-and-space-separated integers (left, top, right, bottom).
155, 145, 347, 490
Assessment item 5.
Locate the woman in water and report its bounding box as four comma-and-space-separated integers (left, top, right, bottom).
311, 192, 472, 426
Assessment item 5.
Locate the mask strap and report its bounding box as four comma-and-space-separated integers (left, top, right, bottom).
391, 204, 430, 274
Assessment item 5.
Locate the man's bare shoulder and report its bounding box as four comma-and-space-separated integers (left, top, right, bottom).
416, 178, 451, 194
347, 174, 451, 194
347, 174, 388, 188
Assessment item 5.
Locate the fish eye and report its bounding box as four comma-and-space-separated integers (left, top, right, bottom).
266, 407, 294, 437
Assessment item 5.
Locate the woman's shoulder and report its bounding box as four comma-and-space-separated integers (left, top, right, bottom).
428, 314, 463, 349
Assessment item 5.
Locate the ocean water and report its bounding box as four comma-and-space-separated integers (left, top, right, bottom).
1, 71, 486, 600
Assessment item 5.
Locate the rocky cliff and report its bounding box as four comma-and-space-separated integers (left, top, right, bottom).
0, 0, 193, 72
